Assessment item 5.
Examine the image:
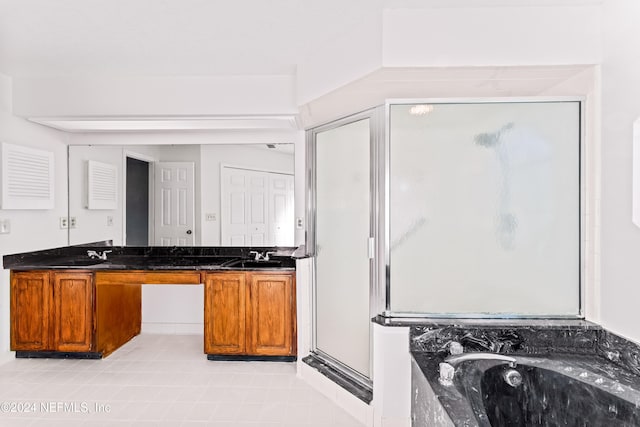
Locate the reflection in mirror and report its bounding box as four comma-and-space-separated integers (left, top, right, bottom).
68, 144, 295, 247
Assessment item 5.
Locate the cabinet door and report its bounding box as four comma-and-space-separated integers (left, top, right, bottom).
10, 271, 51, 351
52, 272, 94, 352
204, 273, 246, 354
247, 273, 295, 356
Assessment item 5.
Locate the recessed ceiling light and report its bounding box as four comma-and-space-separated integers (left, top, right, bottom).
409, 105, 434, 116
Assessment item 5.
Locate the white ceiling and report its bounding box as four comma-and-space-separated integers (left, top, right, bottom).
0, 0, 602, 78
0, 0, 601, 132
0, 0, 384, 77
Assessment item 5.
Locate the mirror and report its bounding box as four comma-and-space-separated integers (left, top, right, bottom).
68, 143, 296, 247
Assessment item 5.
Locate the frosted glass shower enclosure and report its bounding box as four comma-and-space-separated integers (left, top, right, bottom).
388, 101, 581, 316
306, 99, 582, 392
312, 115, 373, 383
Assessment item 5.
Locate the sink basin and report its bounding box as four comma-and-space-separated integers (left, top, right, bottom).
50, 258, 107, 267
241, 260, 282, 268
141, 256, 229, 267
221, 258, 282, 269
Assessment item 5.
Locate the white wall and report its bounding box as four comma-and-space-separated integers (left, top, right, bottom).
382, 6, 601, 67
296, 4, 602, 108
68, 145, 161, 245
13, 75, 297, 117
598, 0, 640, 343
296, 9, 382, 106
141, 284, 204, 335
0, 73, 69, 362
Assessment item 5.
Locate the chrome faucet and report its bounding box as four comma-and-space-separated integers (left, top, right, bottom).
264, 251, 276, 261
439, 349, 517, 386
444, 352, 517, 368
248, 251, 263, 261
87, 250, 112, 260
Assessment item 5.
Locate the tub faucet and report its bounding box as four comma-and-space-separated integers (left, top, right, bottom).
445, 352, 517, 368
439, 352, 517, 386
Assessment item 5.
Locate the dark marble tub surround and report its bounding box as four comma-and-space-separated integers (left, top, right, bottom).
409, 322, 640, 375
410, 321, 601, 355
413, 352, 640, 427
2, 244, 300, 270
409, 322, 640, 427
598, 329, 640, 377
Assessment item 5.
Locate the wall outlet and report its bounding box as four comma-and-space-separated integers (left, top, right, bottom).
60, 217, 69, 229
296, 217, 304, 229
107, 216, 114, 226
205, 213, 217, 221
0, 219, 10, 234
69, 217, 77, 228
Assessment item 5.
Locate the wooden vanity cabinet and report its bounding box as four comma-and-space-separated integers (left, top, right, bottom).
11, 271, 94, 352
204, 272, 247, 354
204, 271, 296, 357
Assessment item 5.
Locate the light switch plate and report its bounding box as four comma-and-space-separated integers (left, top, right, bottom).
107, 216, 114, 226
296, 217, 304, 229
205, 213, 217, 221
0, 219, 10, 234
60, 217, 69, 229
69, 217, 77, 228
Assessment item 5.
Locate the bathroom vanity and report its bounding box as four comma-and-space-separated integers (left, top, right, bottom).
4, 245, 298, 360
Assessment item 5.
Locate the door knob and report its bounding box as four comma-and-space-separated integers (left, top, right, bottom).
186, 230, 192, 235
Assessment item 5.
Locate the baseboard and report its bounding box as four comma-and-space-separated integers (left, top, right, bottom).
207, 354, 296, 362
16, 351, 102, 359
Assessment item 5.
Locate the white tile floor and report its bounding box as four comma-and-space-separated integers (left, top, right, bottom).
0, 334, 366, 426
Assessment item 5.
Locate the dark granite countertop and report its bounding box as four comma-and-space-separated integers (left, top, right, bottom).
3, 244, 300, 271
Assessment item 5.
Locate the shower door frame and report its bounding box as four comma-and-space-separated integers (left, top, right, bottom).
306, 106, 385, 389
382, 96, 587, 319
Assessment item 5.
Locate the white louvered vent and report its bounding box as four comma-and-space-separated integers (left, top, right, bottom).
87, 160, 117, 210
0, 142, 54, 209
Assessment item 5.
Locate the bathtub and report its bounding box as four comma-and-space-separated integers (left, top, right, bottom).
411, 353, 640, 427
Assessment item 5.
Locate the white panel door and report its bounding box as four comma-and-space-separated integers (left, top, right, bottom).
154, 162, 195, 246
221, 167, 293, 246
247, 173, 268, 245
269, 174, 294, 246
222, 167, 268, 246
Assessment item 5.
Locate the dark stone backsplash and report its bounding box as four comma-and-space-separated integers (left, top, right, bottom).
598, 330, 640, 377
